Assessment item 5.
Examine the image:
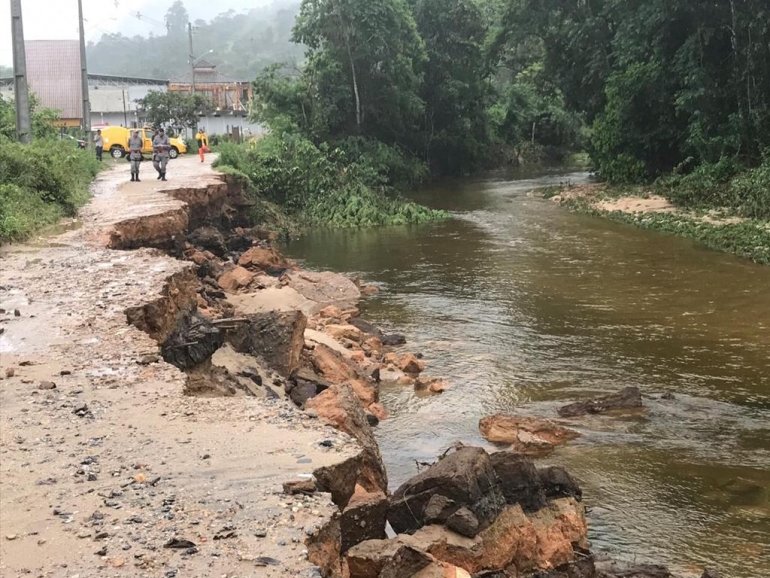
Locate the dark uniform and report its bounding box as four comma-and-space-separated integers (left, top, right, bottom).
128, 132, 143, 182
152, 130, 171, 181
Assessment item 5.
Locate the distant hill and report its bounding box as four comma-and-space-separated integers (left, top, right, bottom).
85, 1, 303, 81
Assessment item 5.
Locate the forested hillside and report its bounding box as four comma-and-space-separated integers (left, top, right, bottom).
86, 1, 304, 81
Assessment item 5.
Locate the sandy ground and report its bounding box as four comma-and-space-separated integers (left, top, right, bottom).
0, 157, 358, 578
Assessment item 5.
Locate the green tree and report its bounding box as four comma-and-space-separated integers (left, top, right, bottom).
135, 91, 212, 129
292, 0, 427, 146
411, 0, 490, 173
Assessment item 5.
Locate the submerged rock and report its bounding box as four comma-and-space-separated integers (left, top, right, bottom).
558, 387, 644, 418
479, 414, 579, 456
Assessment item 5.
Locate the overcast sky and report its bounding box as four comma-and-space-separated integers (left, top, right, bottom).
1, 0, 274, 67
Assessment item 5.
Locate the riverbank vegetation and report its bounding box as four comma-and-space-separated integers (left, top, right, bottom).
0, 97, 101, 243
211, 0, 584, 227
505, 0, 770, 215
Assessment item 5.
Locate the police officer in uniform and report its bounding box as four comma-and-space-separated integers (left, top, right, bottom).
128, 130, 143, 182
152, 127, 171, 181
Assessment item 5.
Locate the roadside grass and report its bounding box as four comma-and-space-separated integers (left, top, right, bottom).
0, 139, 101, 243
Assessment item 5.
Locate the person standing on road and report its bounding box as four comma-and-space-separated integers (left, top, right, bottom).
152, 128, 171, 181
128, 130, 143, 182
195, 128, 209, 163
94, 129, 103, 162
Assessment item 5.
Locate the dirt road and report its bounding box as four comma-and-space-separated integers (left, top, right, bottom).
0, 157, 354, 578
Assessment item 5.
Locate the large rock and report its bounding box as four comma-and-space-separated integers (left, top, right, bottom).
346, 539, 402, 578
217, 266, 256, 293
161, 311, 224, 370
305, 384, 388, 495
488, 451, 546, 512
188, 226, 227, 257
341, 490, 388, 552
479, 415, 579, 456
538, 467, 582, 501
311, 344, 379, 407
286, 367, 332, 408
286, 271, 361, 308
226, 311, 307, 377
314, 454, 366, 509
558, 387, 644, 418
387, 447, 506, 536
404, 497, 588, 575
238, 245, 289, 274
379, 545, 434, 578
306, 514, 346, 578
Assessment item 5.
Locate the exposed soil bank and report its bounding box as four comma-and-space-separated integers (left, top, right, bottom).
547, 183, 770, 265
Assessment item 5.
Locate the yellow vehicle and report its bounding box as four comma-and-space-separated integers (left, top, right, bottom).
97, 126, 187, 160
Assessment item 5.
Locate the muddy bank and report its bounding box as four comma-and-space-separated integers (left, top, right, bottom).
1, 158, 719, 578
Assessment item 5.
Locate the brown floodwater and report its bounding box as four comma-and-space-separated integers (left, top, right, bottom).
281, 169, 770, 577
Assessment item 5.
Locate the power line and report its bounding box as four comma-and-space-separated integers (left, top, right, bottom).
135, 11, 168, 31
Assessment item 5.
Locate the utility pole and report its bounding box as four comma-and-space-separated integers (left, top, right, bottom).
10, 0, 32, 143
188, 22, 195, 96
78, 0, 92, 148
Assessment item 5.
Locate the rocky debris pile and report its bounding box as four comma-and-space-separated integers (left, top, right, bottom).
479, 415, 580, 456
558, 387, 644, 418
344, 446, 588, 578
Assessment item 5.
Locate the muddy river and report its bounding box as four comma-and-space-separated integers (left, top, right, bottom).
282, 169, 770, 577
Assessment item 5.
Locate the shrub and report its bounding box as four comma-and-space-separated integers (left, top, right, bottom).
214, 133, 448, 228
730, 157, 770, 219
0, 138, 100, 242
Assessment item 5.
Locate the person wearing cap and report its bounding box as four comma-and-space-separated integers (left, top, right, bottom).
128, 130, 143, 182
152, 127, 171, 181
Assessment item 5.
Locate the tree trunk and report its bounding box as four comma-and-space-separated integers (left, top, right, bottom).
331, 0, 362, 132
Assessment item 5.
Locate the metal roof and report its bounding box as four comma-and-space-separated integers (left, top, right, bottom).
26, 40, 82, 119
89, 73, 168, 86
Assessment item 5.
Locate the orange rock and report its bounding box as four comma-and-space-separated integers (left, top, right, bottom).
326, 324, 364, 343
196, 294, 209, 310
350, 350, 366, 363
238, 246, 288, 271
190, 251, 209, 266
403, 498, 587, 575
362, 337, 383, 353
202, 250, 217, 260
478, 415, 579, 456
383, 352, 400, 367
368, 403, 388, 421
361, 285, 380, 296
350, 379, 378, 407
320, 305, 344, 319
312, 344, 357, 384
415, 377, 449, 395
399, 353, 426, 375
217, 266, 255, 293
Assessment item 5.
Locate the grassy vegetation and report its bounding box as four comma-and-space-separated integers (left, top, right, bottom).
213, 136, 449, 229
0, 139, 101, 243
